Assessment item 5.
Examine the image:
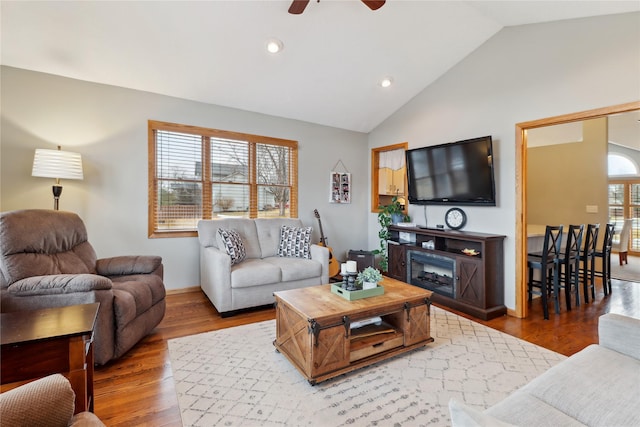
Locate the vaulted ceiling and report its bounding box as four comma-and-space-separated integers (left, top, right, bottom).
2, 1, 639, 133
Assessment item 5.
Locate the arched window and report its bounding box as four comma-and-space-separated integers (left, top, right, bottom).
608, 153, 639, 177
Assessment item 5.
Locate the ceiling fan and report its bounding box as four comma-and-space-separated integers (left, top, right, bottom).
288, 0, 385, 15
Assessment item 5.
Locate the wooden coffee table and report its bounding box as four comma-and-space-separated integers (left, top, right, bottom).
1, 303, 99, 413
273, 277, 433, 384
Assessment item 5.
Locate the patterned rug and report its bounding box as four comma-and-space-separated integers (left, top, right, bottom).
168, 307, 565, 426
610, 254, 640, 283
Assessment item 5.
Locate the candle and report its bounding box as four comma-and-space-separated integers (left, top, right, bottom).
340, 263, 348, 275
346, 260, 357, 273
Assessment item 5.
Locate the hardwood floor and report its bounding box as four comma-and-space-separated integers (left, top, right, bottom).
93, 278, 639, 426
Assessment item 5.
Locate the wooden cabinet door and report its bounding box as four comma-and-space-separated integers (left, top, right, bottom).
403, 303, 431, 346
310, 324, 349, 378
456, 257, 484, 307
387, 243, 406, 281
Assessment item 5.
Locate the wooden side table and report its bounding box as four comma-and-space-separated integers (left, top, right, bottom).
1, 303, 99, 413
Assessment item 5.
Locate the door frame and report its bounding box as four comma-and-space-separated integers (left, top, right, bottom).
514, 100, 640, 318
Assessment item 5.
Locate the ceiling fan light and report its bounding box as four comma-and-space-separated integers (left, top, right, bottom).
380, 77, 393, 88
266, 38, 284, 54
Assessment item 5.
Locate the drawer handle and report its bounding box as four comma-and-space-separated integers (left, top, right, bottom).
373, 342, 384, 348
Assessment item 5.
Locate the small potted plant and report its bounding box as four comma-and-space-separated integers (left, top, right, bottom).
357, 266, 383, 290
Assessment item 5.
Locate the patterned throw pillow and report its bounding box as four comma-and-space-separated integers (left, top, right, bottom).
278, 225, 312, 259
217, 228, 246, 265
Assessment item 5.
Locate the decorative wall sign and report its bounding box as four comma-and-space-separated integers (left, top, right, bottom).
330, 160, 351, 204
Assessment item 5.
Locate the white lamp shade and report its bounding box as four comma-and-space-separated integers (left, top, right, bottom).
32, 148, 84, 180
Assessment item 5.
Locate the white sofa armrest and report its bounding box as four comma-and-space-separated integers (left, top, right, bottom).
310, 244, 330, 283
200, 246, 233, 313
599, 313, 640, 360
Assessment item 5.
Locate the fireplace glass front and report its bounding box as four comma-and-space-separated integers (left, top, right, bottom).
407, 250, 456, 298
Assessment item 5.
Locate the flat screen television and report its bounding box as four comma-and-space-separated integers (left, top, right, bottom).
406, 136, 496, 206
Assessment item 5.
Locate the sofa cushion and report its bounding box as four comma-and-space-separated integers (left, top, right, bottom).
230, 259, 281, 288
197, 218, 261, 259
513, 344, 640, 427
485, 389, 587, 426
262, 256, 322, 281
217, 228, 246, 265
0, 209, 98, 287
255, 218, 304, 258
277, 225, 312, 259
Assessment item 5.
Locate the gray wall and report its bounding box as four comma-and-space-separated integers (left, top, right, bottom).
367, 12, 640, 309
0, 67, 369, 290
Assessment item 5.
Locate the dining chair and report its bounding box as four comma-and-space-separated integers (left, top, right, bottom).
528, 225, 563, 320
612, 218, 633, 266
556, 224, 584, 310
594, 223, 615, 296
579, 223, 600, 304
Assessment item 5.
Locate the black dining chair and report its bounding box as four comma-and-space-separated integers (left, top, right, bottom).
593, 223, 615, 297
555, 224, 584, 310
579, 223, 599, 304
528, 225, 563, 320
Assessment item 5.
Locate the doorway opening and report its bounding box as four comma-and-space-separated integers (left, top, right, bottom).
515, 101, 640, 318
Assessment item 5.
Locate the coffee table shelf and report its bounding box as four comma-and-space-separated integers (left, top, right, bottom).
273, 278, 433, 385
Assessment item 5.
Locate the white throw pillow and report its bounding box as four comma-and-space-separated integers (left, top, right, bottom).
217, 228, 246, 265
448, 399, 518, 427
277, 225, 312, 259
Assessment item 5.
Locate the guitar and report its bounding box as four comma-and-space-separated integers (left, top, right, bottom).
314, 209, 341, 278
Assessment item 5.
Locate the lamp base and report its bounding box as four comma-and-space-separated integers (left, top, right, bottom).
52, 185, 63, 210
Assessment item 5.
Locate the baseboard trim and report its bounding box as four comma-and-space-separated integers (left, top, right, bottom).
166, 286, 201, 296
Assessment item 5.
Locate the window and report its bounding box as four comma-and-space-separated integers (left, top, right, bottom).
608, 153, 639, 176
148, 121, 298, 237
608, 180, 640, 254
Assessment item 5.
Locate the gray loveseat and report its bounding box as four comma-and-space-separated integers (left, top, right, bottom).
197, 218, 329, 316
449, 313, 640, 427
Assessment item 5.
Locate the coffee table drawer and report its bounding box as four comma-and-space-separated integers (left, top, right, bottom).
349, 332, 404, 362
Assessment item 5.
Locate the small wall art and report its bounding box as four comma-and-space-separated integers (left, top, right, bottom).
330, 171, 351, 203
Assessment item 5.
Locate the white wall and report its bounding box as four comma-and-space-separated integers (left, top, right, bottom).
0, 67, 369, 290
367, 12, 640, 310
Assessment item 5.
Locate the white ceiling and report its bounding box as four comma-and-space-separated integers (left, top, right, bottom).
2, 0, 639, 133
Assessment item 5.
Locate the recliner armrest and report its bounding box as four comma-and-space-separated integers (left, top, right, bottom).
599, 313, 640, 360
7, 274, 112, 296
0, 374, 75, 426
96, 255, 162, 276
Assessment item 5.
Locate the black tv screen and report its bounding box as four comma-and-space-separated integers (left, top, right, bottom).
406, 136, 496, 206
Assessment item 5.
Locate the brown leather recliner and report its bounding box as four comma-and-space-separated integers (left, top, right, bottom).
0, 209, 166, 365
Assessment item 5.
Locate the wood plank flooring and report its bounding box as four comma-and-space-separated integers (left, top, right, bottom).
93, 278, 639, 426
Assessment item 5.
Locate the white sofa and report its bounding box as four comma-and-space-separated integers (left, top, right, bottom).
197, 218, 329, 316
449, 313, 640, 427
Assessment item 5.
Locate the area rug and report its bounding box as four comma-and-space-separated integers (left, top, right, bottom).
168, 306, 565, 427
610, 254, 640, 283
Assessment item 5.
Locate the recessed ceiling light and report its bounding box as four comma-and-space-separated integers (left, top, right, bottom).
266, 38, 284, 54
380, 77, 393, 88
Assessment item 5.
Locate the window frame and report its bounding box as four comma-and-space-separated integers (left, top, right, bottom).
371, 142, 408, 213
148, 120, 298, 238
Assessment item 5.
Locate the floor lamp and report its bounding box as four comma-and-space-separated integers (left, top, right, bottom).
32, 146, 84, 210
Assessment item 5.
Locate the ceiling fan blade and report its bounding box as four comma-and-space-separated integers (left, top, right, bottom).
361, 0, 385, 11
289, 0, 310, 14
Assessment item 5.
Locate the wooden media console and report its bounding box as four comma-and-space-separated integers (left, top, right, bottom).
387, 225, 506, 320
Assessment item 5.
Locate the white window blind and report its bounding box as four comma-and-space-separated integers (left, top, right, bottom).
148, 121, 298, 237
